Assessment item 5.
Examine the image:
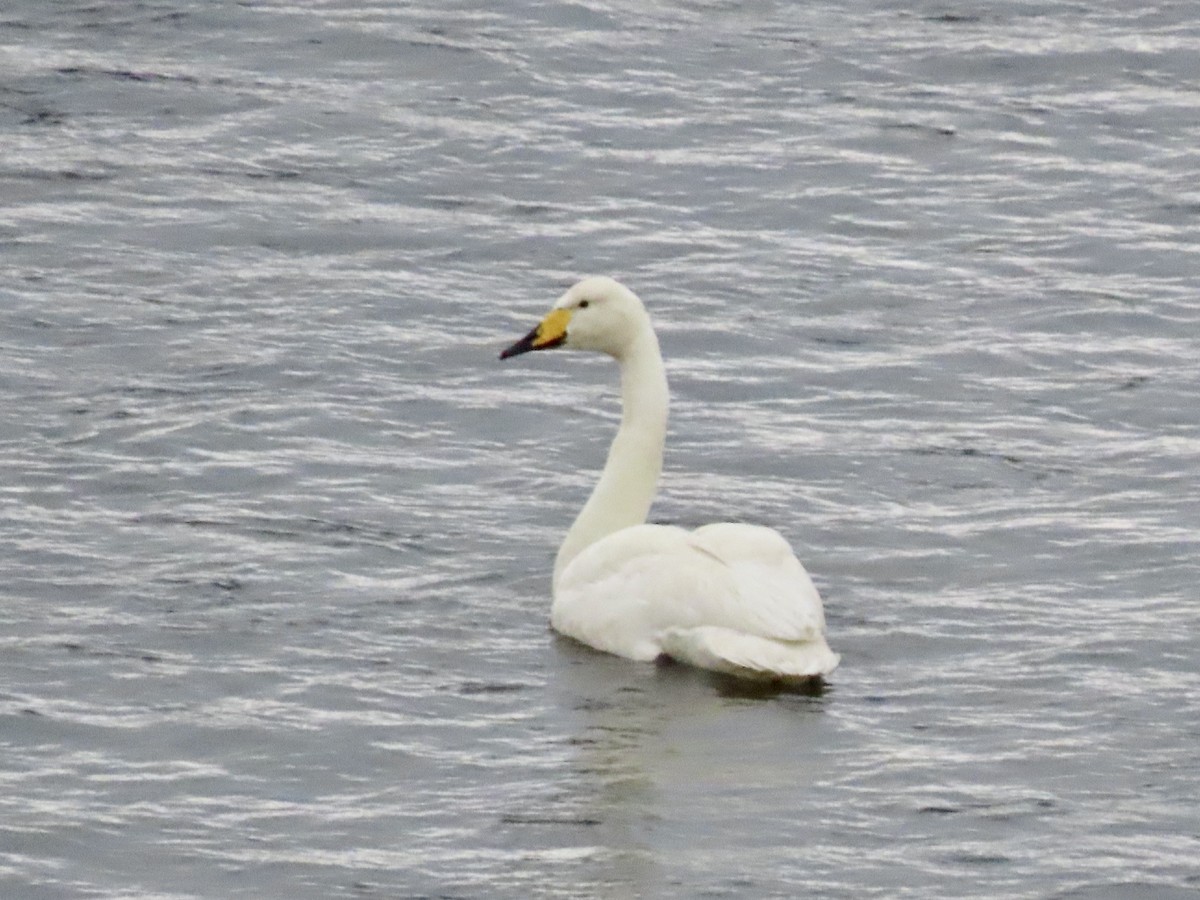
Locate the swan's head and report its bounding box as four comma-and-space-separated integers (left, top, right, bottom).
500, 276, 650, 362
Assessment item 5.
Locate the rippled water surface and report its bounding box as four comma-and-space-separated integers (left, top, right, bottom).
3, 1, 1199, 897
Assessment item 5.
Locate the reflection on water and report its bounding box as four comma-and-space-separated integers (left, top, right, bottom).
544, 639, 839, 897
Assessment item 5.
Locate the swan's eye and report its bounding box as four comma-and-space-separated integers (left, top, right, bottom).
578, 300, 590, 309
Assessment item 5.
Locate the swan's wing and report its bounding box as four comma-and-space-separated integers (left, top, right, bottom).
552, 522, 827, 663
690, 522, 806, 567
688, 522, 828, 640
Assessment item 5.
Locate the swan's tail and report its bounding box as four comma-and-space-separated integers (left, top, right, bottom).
659, 626, 840, 682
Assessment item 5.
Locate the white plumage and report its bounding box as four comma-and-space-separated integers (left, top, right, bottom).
500, 277, 838, 682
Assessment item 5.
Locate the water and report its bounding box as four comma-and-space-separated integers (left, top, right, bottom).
2, 1, 1199, 897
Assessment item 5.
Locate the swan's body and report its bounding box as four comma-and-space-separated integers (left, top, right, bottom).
500, 277, 838, 682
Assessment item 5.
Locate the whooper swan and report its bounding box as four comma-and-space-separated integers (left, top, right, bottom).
500, 277, 838, 682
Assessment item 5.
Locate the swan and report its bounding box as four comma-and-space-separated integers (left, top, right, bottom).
500, 277, 839, 682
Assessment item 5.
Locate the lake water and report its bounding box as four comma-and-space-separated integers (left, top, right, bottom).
2, 1, 1199, 897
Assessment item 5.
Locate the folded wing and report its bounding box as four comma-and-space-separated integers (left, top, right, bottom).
552, 522, 837, 678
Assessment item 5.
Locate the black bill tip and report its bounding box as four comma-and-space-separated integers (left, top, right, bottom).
500, 325, 539, 360
500, 326, 565, 360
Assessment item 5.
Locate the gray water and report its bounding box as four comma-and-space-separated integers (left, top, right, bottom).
2, 1, 1199, 897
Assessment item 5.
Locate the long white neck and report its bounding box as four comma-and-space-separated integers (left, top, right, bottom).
553, 325, 668, 588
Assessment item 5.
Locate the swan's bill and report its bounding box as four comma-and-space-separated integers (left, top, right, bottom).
500, 308, 571, 359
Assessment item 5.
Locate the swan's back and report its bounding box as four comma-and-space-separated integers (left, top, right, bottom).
552, 522, 839, 680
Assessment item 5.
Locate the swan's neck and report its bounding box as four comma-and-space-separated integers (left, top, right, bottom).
553, 327, 668, 587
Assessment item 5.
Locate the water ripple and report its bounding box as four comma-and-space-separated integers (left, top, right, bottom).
2, 0, 1199, 897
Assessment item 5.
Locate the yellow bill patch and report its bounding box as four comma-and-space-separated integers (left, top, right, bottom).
533, 308, 572, 348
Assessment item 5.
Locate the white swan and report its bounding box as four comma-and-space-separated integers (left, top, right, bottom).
500, 277, 839, 682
